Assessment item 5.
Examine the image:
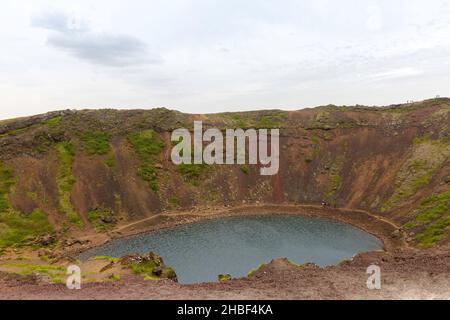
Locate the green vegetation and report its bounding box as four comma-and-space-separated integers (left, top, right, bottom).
92, 256, 120, 263
110, 274, 121, 281
416, 216, 450, 248
56, 142, 82, 226
324, 155, 344, 204
127, 130, 165, 159
52, 276, 63, 284
403, 221, 416, 230
4, 263, 65, 283
43, 116, 63, 129
5, 263, 65, 275
131, 261, 156, 275
0, 209, 53, 248
405, 190, 450, 247
105, 153, 116, 168
0, 162, 53, 247
127, 130, 165, 192
161, 267, 177, 279
143, 274, 160, 281
304, 135, 321, 163
168, 195, 178, 206
423, 105, 450, 126
256, 113, 287, 129
137, 165, 159, 191
177, 163, 206, 186
308, 110, 334, 130
218, 111, 287, 129
129, 260, 175, 281
81, 130, 116, 168
312, 136, 321, 156
329, 172, 340, 193
247, 263, 264, 277
87, 208, 115, 230
82, 131, 111, 155
382, 138, 450, 212
412, 136, 430, 146
224, 114, 249, 128
34, 132, 53, 154
324, 169, 341, 205
0, 162, 15, 213
338, 258, 351, 265
240, 164, 250, 175
4, 127, 27, 137
173, 135, 208, 186
218, 274, 232, 283
416, 191, 450, 223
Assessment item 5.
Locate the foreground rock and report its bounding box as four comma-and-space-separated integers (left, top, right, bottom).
120, 252, 178, 282
0, 247, 448, 299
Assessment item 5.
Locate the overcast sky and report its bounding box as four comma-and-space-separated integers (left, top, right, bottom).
1, 0, 450, 119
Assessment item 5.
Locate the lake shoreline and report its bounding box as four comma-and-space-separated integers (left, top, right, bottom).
71, 203, 407, 259
79, 213, 384, 284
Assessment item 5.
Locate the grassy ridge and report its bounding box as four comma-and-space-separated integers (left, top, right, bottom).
127, 130, 165, 192
56, 142, 82, 226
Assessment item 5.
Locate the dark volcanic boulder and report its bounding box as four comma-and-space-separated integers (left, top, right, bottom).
120, 252, 177, 282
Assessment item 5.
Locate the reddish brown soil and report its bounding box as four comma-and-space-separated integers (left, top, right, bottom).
0, 248, 448, 300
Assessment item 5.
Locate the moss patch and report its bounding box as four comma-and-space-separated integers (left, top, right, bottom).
247, 263, 264, 277
0, 162, 15, 213
43, 116, 63, 129
0, 162, 53, 248
82, 131, 111, 155
406, 190, 450, 247
382, 138, 450, 212
416, 216, 450, 248
56, 142, 82, 226
92, 256, 120, 263
256, 113, 287, 129
130, 260, 156, 275
87, 208, 116, 230
110, 273, 121, 282
0, 209, 53, 248
177, 163, 207, 186
240, 165, 250, 175
168, 195, 178, 206
161, 267, 177, 279
323, 154, 344, 204
216, 110, 287, 129
2, 263, 65, 280
127, 130, 165, 192
218, 274, 232, 283
105, 153, 116, 168
9, 263, 65, 275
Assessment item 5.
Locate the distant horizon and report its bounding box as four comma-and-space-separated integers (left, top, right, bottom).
1, 96, 448, 121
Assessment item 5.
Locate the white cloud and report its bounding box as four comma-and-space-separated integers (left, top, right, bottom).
32, 9, 161, 67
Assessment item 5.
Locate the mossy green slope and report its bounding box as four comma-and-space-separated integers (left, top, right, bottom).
0, 162, 53, 248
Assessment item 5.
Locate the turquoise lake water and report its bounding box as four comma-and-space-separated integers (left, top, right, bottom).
79, 215, 383, 284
